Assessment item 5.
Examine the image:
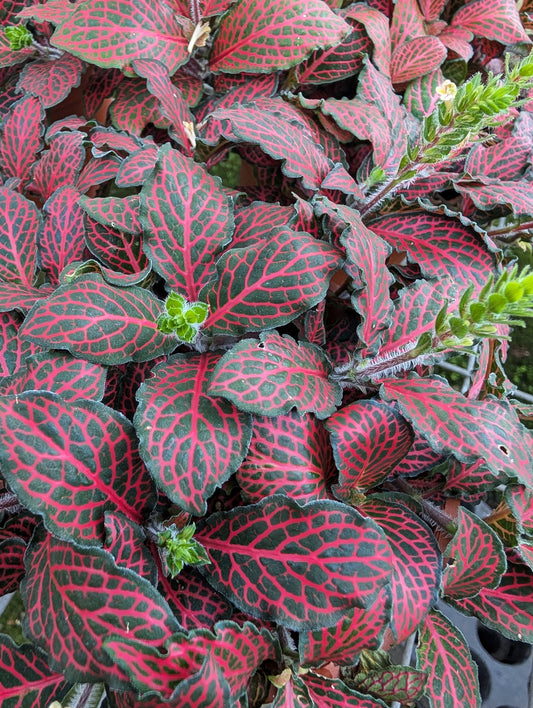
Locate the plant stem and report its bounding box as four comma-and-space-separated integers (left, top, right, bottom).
389, 478, 457, 536
0, 493, 22, 515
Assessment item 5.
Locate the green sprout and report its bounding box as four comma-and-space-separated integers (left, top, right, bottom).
157, 522, 210, 578
4, 25, 33, 51
157, 292, 209, 342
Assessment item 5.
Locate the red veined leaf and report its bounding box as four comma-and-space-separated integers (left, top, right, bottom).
326, 400, 414, 499
76, 154, 123, 194
0, 95, 44, 186
132, 59, 195, 152
196, 73, 278, 146
344, 4, 391, 75
466, 121, 533, 180
451, 553, 533, 642
417, 609, 481, 708
116, 144, 158, 187
50, 0, 189, 74
236, 410, 332, 503
2, 350, 107, 402
456, 179, 533, 217
39, 186, 86, 285
21, 526, 180, 689
206, 102, 336, 191
418, 0, 447, 21
357, 58, 408, 174
316, 198, 394, 352
0, 537, 26, 595
442, 506, 506, 599
134, 352, 252, 515
84, 219, 149, 276
80, 194, 141, 235
202, 228, 341, 337
82, 65, 124, 118
381, 375, 533, 484
201, 0, 237, 15
105, 620, 278, 701
366, 279, 457, 364
403, 68, 443, 119
292, 21, 372, 86
441, 458, 498, 501
19, 274, 177, 365
451, 0, 529, 43
104, 511, 157, 583
299, 585, 391, 667
28, 130, 86, 201
196, 495, 393, 630
390, 429, 445, 476
0, 186, 40, 287
229, 201, 293, 249
352, 665, 427, 705
506, 485, 533, 537
0, 510, 38, 544
110, 78, 161, 135
390, 0, 425, 49
437, 26, 473, 60
16, 0, 78, 23
0, 311, 38, 376
369, 211, 497, 292
316, 97, 394, 174
208, 331, 342, 419
359, 497, 441, 642
304, 673, 389, 708
0, 391, 157, 544
209, 0, 350, 74
0, 634, 69, 708
140, 144, 233, 300
16, 53, 83, 108
159, 567, 232, 631
90, 125, 144, 155
390, 36, 446, 84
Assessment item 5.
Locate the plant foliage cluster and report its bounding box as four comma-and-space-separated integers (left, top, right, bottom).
1, 0, 533, 706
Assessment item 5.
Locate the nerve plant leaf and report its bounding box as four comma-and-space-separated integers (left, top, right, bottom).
19, 274, 176, 365
209, 0, 351, 74
202, 228, 342, 337
135, 352, 252, 515
0, 391, 156, 546
381, 374, 533, 485
21, 526, 181, 689
196, 495, 393, 630
208, 331, 342, 419
49, 0, 190, 74
0, 634, 69, 708
140, 144, 234, 300
417, 609, 481, 708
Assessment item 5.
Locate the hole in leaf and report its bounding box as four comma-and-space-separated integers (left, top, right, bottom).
257, 342, 265, 348
499, 445, 510, 456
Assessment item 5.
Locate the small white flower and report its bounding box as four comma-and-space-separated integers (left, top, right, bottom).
436, 80, 457, 102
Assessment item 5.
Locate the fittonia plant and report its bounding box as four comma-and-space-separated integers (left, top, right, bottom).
1, 0, 533, 706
